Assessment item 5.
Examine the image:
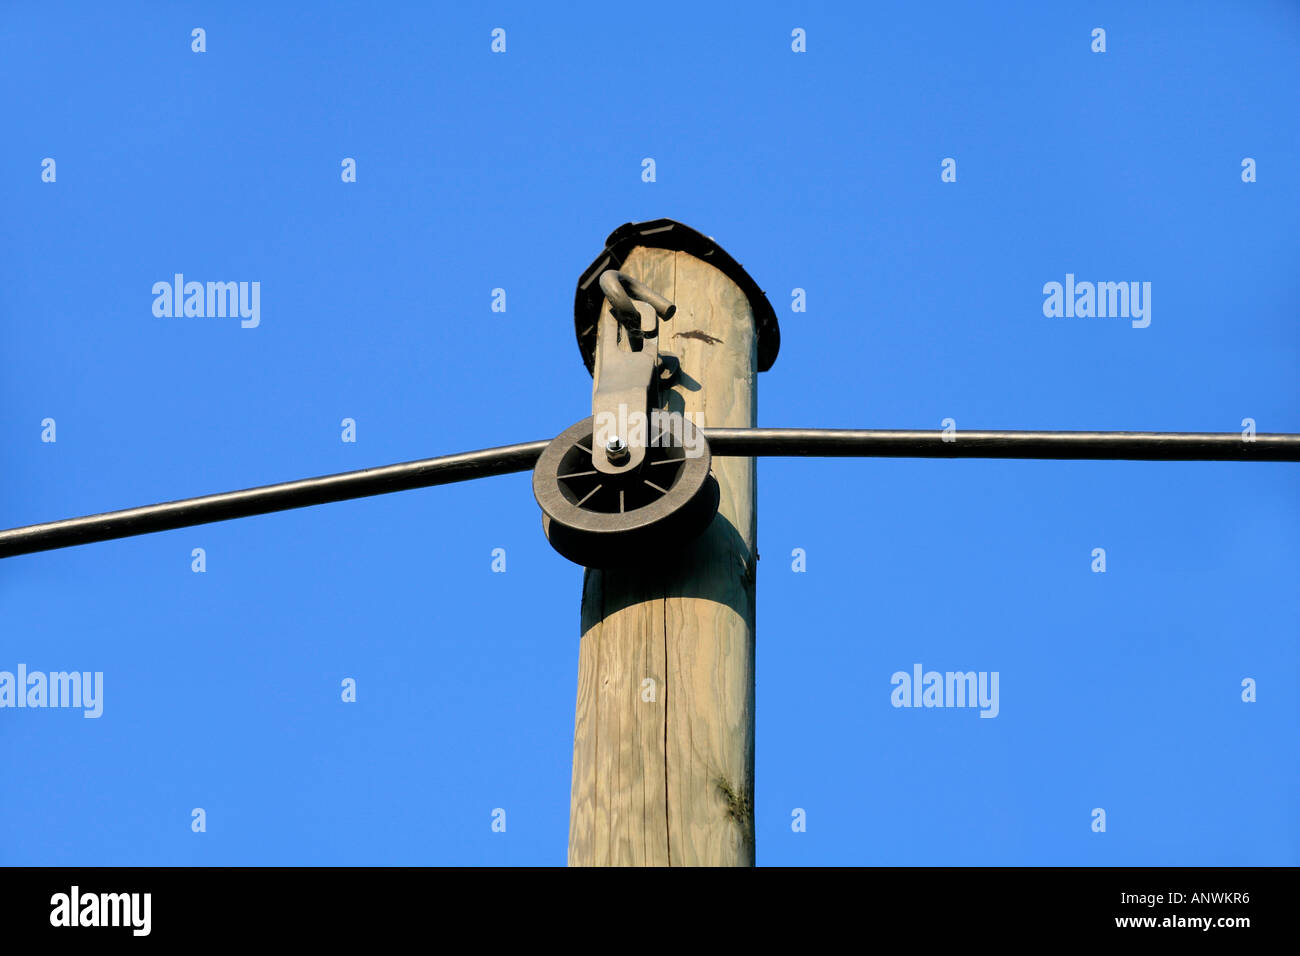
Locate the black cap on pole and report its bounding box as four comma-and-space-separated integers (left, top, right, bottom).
573, 218, 781, 375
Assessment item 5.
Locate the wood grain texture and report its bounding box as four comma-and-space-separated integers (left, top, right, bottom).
569, 246, 757, 866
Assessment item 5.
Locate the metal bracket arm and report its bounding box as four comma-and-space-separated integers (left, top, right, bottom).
590, 271, 676, 476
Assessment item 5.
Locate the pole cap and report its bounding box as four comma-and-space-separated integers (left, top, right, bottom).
573, 218, 780, 375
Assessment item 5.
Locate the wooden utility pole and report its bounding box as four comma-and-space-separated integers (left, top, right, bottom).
567, 222, 778, 866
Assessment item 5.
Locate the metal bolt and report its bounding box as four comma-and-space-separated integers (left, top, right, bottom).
605, 437, 630, 464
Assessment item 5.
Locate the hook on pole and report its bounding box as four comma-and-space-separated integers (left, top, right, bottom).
598, 270, 676, 329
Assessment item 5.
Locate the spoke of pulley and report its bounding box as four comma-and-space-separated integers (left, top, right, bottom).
1, 428, 1296, 559
575, 484, 602, 508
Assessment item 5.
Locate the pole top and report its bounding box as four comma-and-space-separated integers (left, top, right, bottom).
573, 218, 781, 374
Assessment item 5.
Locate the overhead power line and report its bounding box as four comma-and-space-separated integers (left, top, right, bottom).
1, 428, 1295, 559
703, 428, 1299, 460
0, 439, 549, 559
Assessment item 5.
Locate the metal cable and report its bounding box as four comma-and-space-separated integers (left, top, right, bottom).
704, 428, 1300, 461
1, 428, 1296, 558
0, 439, 549, 559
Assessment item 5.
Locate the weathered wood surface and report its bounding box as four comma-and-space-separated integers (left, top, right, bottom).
569, 246, 758, 866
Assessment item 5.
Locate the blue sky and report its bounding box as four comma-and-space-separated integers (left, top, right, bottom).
2, 1, 1297, 865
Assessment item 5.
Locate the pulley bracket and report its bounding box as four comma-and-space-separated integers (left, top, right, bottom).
590, 271, 676, 477
532, 270, 719, 567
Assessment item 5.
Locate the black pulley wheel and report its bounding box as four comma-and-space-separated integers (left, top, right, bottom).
533, 416, 720, 568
